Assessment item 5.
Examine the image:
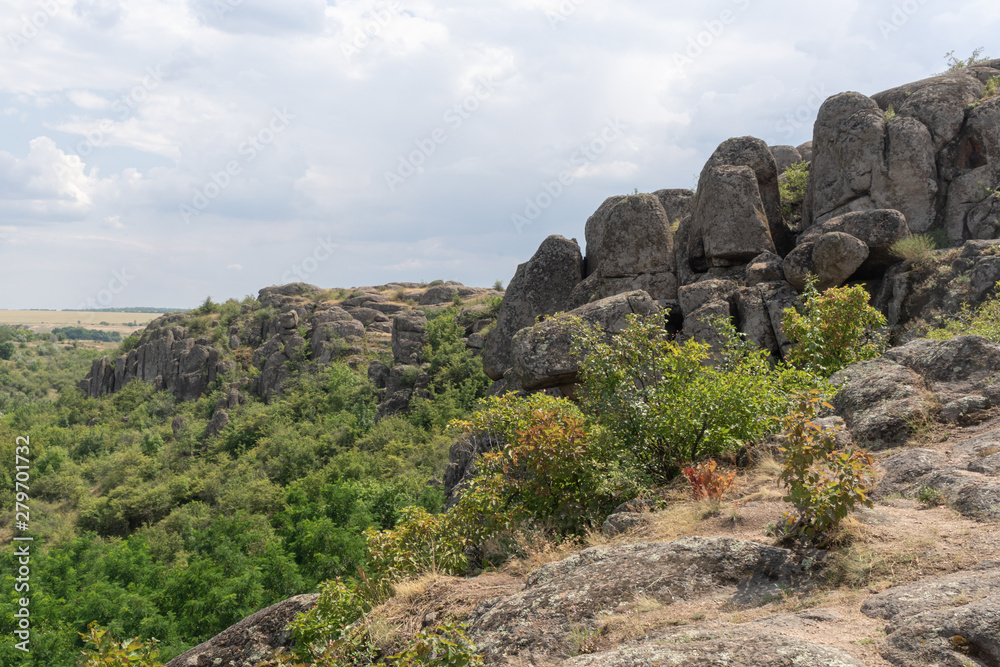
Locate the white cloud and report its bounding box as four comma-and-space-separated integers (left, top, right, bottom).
0, 0, 998, 308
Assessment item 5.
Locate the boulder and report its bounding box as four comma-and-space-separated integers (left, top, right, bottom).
509, 291, 658, 391
861, 564, 1000, 667
677, 279, 738, 318
796, 140, 814, 162
870, 116, 939, 233
391, 311, 427, 366
833, 336, 1000, 447
652, 188, 696, 224
745, 251, 785, 285
482, 235, 583, 380
164, 594, 318, 667
469, 537, 823, 663
781, 242, 817, 293
691, 165, 776, 267
798, 209, 910, 274
769, 144, 803, 174
811, 231, 870, 290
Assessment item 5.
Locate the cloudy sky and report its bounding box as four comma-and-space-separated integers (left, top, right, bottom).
0, 0, 997, 309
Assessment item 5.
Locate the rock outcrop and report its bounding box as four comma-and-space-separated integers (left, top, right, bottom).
509, 290, 659, 391
164, 594, 318, 667
833, 335, 1000, 446
469, 537, 823, 663
482, 235, 584, 381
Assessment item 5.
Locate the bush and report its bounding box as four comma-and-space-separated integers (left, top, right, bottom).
944, 47, 989, 72
450, 393, 629, 539
779, 161, 809, 225
365, 506, 467, 583
927, 281, 1000, 342
682, 460, 736, 501
574, 312, 817, 483
78, 623, 163, 667
782, 280, 887, 377
387, 622, 484, 666
0, 341, 14, 360
776, 391, 875, 543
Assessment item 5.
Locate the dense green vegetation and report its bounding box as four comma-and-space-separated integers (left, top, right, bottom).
0, 282, 892, 666
0, 296, 490, 666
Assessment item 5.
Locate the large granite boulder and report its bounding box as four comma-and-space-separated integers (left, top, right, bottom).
469, 537, 823, 663
482, 235, 584, 380
572, 194, 677, 307
804, 63, 1000, 243
832, 336, 1000, 447
164, 594, 318, 667
509, 290, 659, 391
861, 564, 1000, 667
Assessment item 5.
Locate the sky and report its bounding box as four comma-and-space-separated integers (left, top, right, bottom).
0, 0, 998, 309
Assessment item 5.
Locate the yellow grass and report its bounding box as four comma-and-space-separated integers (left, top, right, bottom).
0, 310, 162, 335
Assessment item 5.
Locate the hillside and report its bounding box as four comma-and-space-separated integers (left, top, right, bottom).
3, 58, 1000, 667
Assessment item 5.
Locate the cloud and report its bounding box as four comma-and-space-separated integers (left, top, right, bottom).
1, 0, 997, 308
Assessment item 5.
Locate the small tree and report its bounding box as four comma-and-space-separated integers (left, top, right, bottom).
573, 313, 817, 484
782, 280, 886, 377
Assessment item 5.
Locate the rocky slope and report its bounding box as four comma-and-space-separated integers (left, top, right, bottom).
96, 63, 1000, 667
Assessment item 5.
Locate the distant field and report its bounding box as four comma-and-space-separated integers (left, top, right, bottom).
0, 310, 163, 335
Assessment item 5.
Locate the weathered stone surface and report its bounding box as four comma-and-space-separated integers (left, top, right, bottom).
737, 286, 779, 359
759, 281, 800, 358
804, 92, 885, 228
799, 209, 910, 274
309, 305, 365, 364
811, 231, 870, 290
652, 188, 695, 224
692, 165, 776, 266
482, 235, 583, 380
770, 144, 803, 174
797, 140, 814, 162
861, 563, 1000, 667
584, 194, 675, 278
677, 279, 738, 318
164, 594, 318, 667
565, 625, 866, 667
833, 336, 1000, 447
391, 311, 427, 366
782, 242, 816, 293
745, 251, 785, 285
510, 291, 658, 391
871, 116, 939, 233
680, 299, 732, 349
469, 537, 823, 663
569, 271, 678, 308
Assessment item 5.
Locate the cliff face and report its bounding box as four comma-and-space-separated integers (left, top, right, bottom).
79, 281, 502, 417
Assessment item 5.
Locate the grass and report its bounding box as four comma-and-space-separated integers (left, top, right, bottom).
890, 233, 947, 263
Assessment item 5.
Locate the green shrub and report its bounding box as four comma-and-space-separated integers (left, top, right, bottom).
574, 312, 817, 483
491, 280, 504, 292
78, 623, 163, 667
779, 161, 810, 225
450, 393, 630, 539
193, 296, 220, 315
0, 341, 14, 360
387, 622, 484, 666
782, 280, 887, 377
927, 282, 1000, 342
944, 47, 989, 72
365, 506, 468, 582
776, 391, 875, 543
